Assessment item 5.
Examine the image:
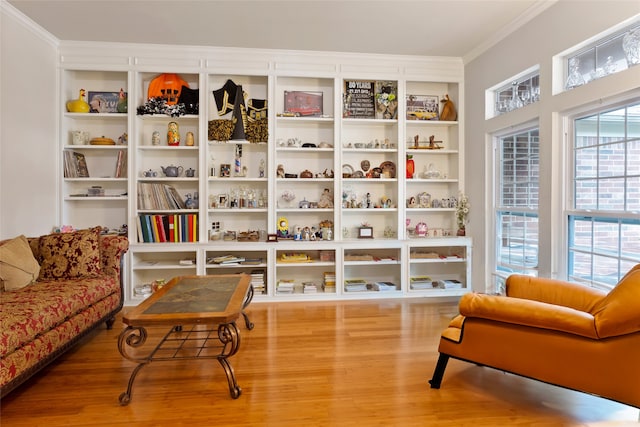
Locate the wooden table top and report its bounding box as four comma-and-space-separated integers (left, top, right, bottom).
123, 274, 251, 327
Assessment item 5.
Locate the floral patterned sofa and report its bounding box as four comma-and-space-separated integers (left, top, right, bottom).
0, 227, 128, 397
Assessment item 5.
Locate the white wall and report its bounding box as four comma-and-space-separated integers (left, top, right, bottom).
464, 1, 640, 289
1, 3, 58, 239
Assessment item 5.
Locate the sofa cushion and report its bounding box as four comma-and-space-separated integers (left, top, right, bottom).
0, 235, 41, 291
0, 275, 119, 358
591, 265, 640, 338
37, 227, 102, 280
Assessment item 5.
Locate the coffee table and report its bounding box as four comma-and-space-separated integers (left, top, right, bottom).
117, 274, 254, 405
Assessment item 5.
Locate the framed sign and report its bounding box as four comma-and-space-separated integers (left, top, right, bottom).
284, 91, 323, 117
88, 91, 126, 113
343, 80, 375, 118
406, 94, 440, 120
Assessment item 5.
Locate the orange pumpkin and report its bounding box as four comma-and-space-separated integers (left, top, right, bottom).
147, 73, 189, 105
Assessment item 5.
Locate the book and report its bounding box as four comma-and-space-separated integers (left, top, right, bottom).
114, 150, 126, 178
74, 152, 89, 177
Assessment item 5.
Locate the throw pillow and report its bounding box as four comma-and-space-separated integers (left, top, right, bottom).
38, 227, 102, 280
0, 235, 41, 291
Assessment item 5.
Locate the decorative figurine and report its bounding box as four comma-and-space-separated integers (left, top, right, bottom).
66, 89, 90, 113
440, 94, 457, 121
167, 121, 180, 146
185, 131, 195, 146
259, 159, 265, 177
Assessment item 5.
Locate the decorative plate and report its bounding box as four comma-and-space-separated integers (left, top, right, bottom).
342, 164, 354, 178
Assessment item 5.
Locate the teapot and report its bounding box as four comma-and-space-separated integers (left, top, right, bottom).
143, 169, 157, 177
185, 168, 196, 177
161, 164, 183, 177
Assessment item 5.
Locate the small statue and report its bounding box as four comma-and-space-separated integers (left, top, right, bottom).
185, 131, 195, 146
440, 94, 457, 121
167, 121, 180, 146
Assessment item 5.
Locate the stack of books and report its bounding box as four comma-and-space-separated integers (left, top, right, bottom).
303, 282, 318, 293
410, 276, 434, 290
323, 271, 336, 292
344, 278, 367, 292
371, 282, 397, 291
276, 280, 295, 294
250, 269, 266, 294
436, 279, 463, 289
209, 255, 245, 265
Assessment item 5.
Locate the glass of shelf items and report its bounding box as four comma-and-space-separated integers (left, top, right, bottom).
275, 248, 337, 296
405, 81, 461, 237
207, 74, 270, 242
341, 79, 400, 239
407, 242, 469, 294
134, 72, 200, 243
274, 76, 337, 241
342, 246, 401, 293
130, 249, 197, 300
61, 70, 129, 230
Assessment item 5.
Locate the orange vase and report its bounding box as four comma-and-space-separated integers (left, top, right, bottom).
406, 155, 415, 179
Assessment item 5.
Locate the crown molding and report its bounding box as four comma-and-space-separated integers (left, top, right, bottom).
1, 0, 58, 47
463, 0, 558, 64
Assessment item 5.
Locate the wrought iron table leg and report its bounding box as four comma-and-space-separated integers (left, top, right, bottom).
241, 284, 255, 330
217, 322, 242, 398
117, 326, 151, 406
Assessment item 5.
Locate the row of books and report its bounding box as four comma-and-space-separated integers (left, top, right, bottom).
137, 182, 186, 210
136, 214, 198, 243
250, 269, 266, 294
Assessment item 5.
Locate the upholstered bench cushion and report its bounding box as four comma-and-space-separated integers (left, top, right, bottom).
0, 276, 119, 357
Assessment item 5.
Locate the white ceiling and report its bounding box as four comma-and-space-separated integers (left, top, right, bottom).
7, 0, 556, 61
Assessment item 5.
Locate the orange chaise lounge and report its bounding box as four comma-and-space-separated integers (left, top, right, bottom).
429, 265, 640, 408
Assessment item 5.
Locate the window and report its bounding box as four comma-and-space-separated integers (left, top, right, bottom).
568, 101, 640, 290
564, 22, 639, 91
494, 128, 540, 287
494, 72, 540, 116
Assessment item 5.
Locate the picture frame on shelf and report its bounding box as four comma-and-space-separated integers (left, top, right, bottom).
283, 91, 323, 117
220, 164, 231, 177
88, 91, 126, 113
343, 80, 375, 118
374, 81, 398, 119
406, 94, 440, 121
358, 226, 373, 239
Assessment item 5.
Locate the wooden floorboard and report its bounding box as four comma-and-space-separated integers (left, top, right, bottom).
1, 298, 638, 426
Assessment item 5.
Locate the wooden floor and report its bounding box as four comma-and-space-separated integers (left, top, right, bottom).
1, 298, 638, 426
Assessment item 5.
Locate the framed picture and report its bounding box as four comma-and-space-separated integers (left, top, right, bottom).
217, 194, 228, 208
343, 80, 375, 118
406, 94, 440, 120
284, 91, 323, 117
374, 81, 398, 119
220, 164, 231, 177
88, 91, 126, 113
358, 226, 373, 238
